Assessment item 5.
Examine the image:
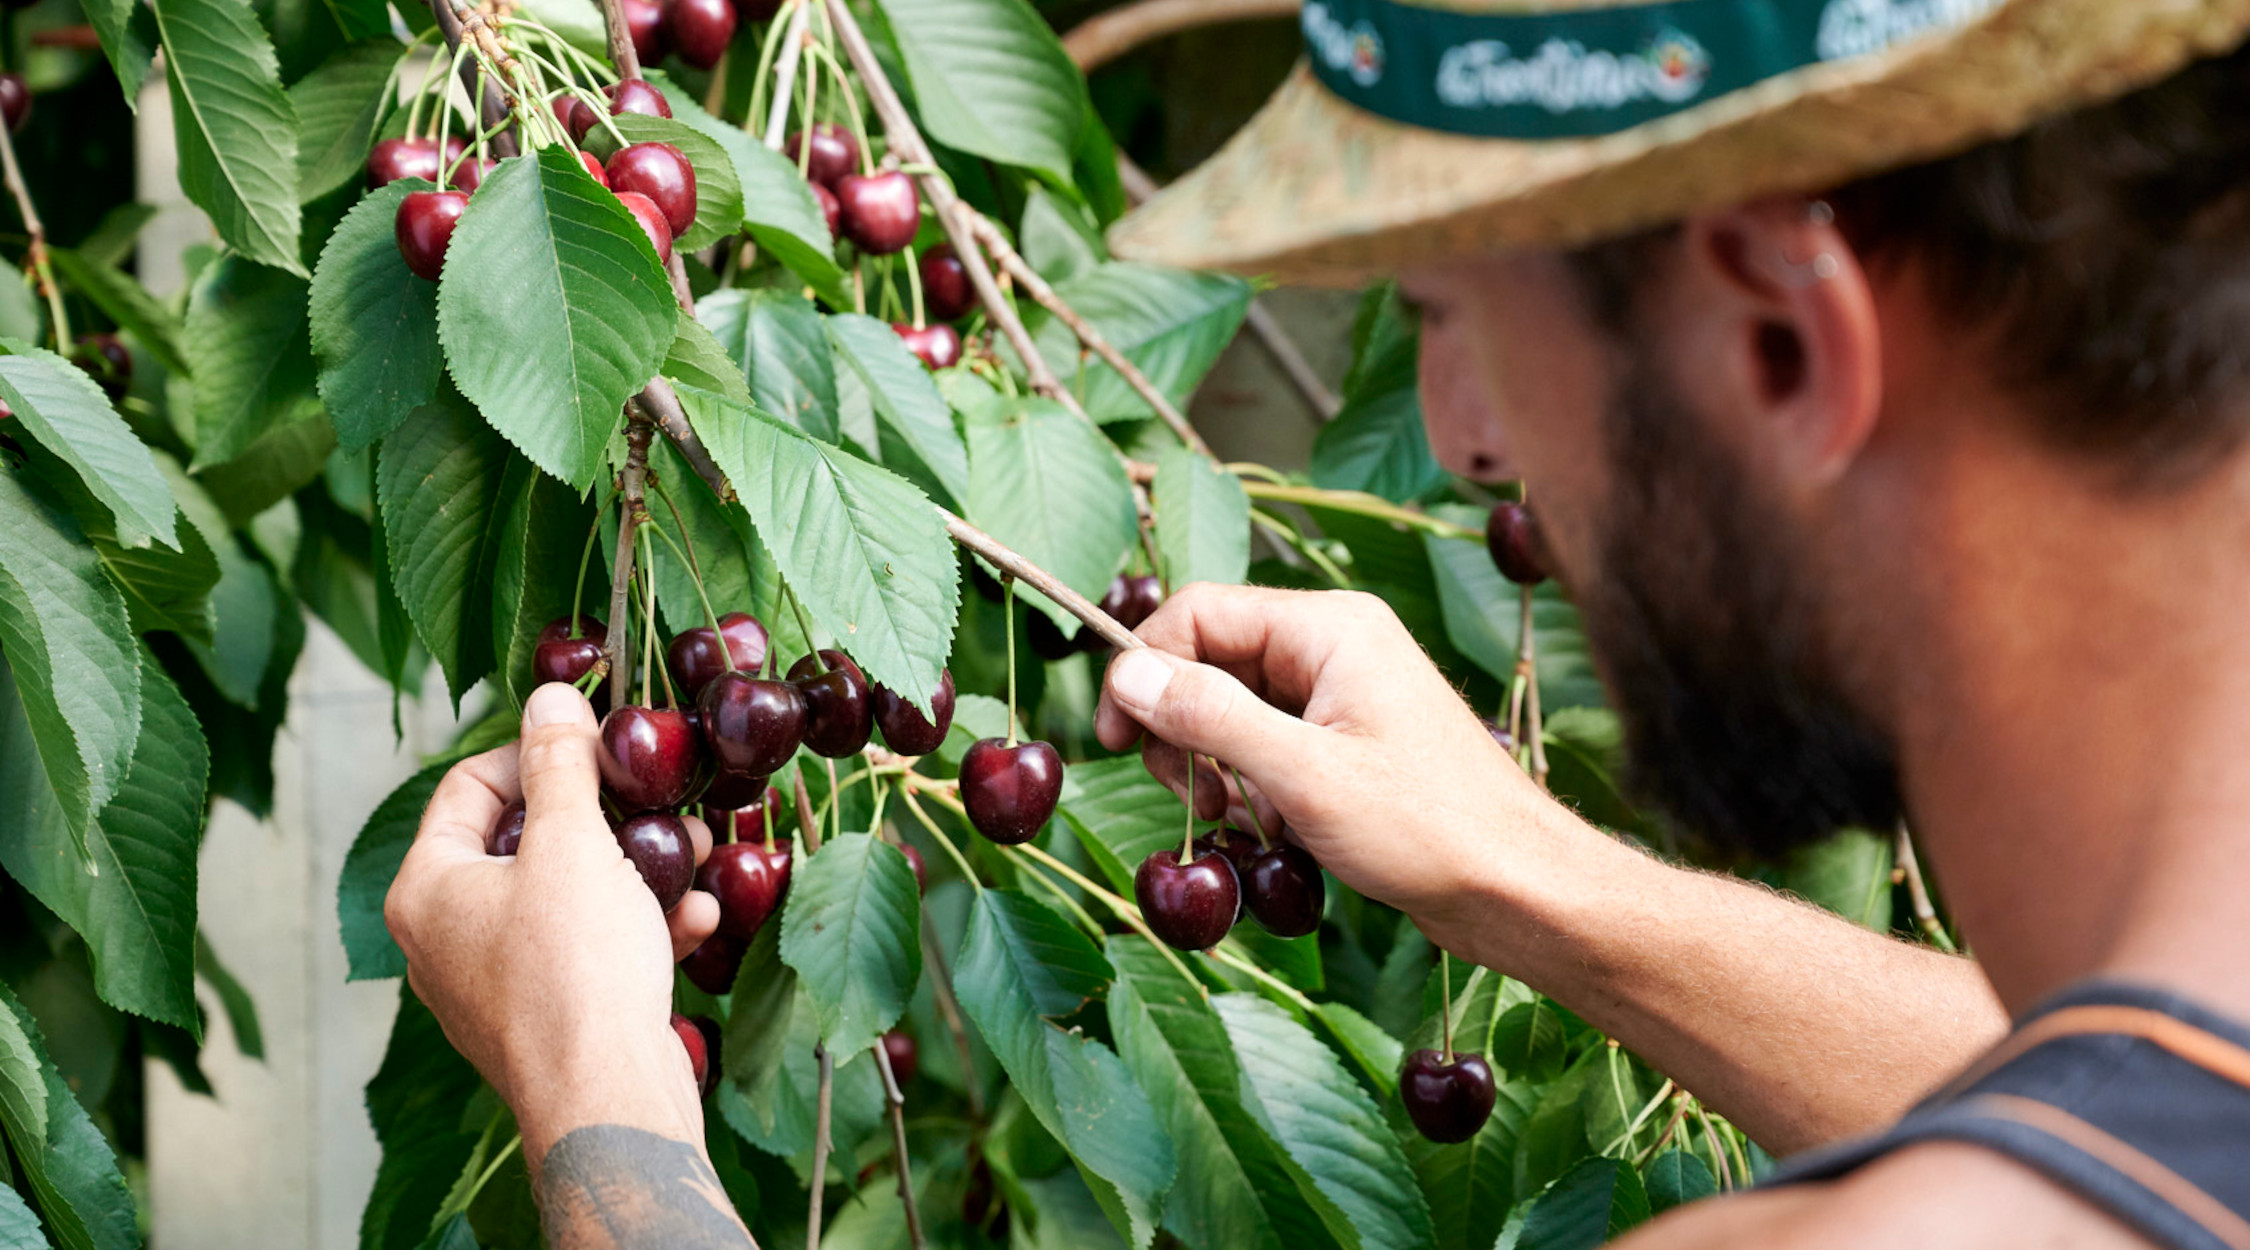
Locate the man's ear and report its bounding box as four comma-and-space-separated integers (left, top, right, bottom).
1677, 199, 1884, 487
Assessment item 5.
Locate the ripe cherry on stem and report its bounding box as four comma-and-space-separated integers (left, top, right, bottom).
785, 123, 859, 189
1400, 952, 1498, 1142
892, 322, 962, 371
487, 800, 527, 856
614, 811, 696, 911
919, 244, 974, 321
665, 0, 737, 71
680, 933, 747, 995
624, 0, 667, 65
788, 650, 873, 758
0, 75, 30, 134
835, 170, 920, 255
1487, 499, 1548, 585
395, 190, 468, 281
599, 705, 702, 811
616, 191, 675, 263
668, 612, 771, 699
606, 142, 698, 237
698, 841, 792, 939
871, 668, 954, 756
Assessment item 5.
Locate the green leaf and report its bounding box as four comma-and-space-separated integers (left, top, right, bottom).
438, 147, 677, 491
0, 983, 44, 1150
190, 409, 337, 527
654, 83, 846, 305
362, 986, 483, 1250
166, 462, 279, 706
1056, 756, 1187, 895
1024, 264, 1250, 425
643, 439, 753, 638
697, 288, 837, 440
157, 0, 304, 273
1499, 1157, 1651, 1250
1020, 184, 1102, 283
0, 652, 207, 1030
827, 313, 969, 508
0, 471, 140, 845
662, 317, 753, 410
1512, 1053, 1595, 1199
311, 179, 445, 452
292, 41, 404, 201
1312, 1001, 1404, 1094
185, 255, 318, 467
716, 994, 889, 1182
46, 249, 190, 378
196, 930, 266, 1059
953, 890, 1172, 1247
97, 515, 219, 644
0, 983, 138, 1250
1491, 998, 1568, 1084
719, 918, 798, 1129
683, 385, 958, 713
777, 833, 922, 1060
1312, 286, 1442, 503
1411, 1080, 1538, 1250
488, 458, 599, 708
1151, 444, 1247, 588
339, 759, 452, 980
377, 391, 509, 703
876, 0, 1087, 182
0, 1184, 47, 1249
0, 340, 178, 549
1214, 992, 1435, 1250
961, 393, 1136, 635
1779, 830, 1895, 931
82, 0, 157, 104
585, 114, 744, 253
1642, 1149, 1716, 1215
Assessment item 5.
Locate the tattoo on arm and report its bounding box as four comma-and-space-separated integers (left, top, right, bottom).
537, 1125, 757, 1250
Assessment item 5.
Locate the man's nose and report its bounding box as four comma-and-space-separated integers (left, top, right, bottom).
1417, 333, 1514, 482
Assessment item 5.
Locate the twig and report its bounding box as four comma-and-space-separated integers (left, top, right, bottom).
938, 508, 1140, 650
0, 106, 65, 348
637, 381, 733, 501
760, 0, 813, 149
918, 914, 984, 1119
1634, 1096, 1695, 1167
664, 251, 696, 310
1894, 823, 1957, 953
1061, 0, 1302, 71
593, 0, 642, 80
431, 0, 522, 156
1517, 585, 1549, 788
1235, 480, 1481, 540
791, 769, 823, 854
806, 1044, 832, 1249
606, 419, 654, 709
871, 1038, 928, 1249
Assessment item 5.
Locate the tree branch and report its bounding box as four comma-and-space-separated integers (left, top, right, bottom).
434, 0, 523, 156
606, 418, 655, 709
0, 101, 66, 347
594, 0, 643, 80
639, 380, 733, 501
871, 1039, 927, 1250
806, 1044, 832, 1250
941, 508, 1141, 651
1895, 823, 1958, 953
1061, 0, 1302, 72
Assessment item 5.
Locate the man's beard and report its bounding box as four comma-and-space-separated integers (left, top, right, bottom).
1568, 361, 1903, 860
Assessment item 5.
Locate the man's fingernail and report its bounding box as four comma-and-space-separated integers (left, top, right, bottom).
1109, 649, 1173, 711
525, 682, 589, 728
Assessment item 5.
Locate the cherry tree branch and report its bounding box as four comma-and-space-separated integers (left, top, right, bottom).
606, 417, 655, 708
436, 0, 523, 156
594, 0, 642, 80
638, 380, 733, 501
872, 1040, 928, 1250
0, 105, 67, 347
1895, 823, 1958, 953
940, 509, 1142, 651
806, 1044, 833, 1249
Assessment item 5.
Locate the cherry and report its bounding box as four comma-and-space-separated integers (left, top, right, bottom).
570, 78, 672, 142
540, 615, 608, 646
958, 739, 1063, 845
787, 650, 872, 757
535, 638, 610, 715
671, 1011, 720, 1097
607, 141, 697, 237
550, 96, 576, 131
1098, 574, 1164, 633
892, 322, 962, 371
395, 190, 467, 281
880, 1030, 917, 1085
615, 190, 675, 263
624, 0, 667, 66
487, 799, 527, 856
898, 843, 926, 894
964, 1156, 1005, 1237
1026, 610, 1082, 661
667, 612, 771, 699
599, 705, 702, 810
1194, 826, 1260, 921
1399, 1050, 1497, 1143
697, 671, 807, 777
1241, 840, 1324, 937
919, 244, 974, 321
810, 182, 841, 237
665, 0, 736, 70
579, 150, 609, 186
1486, 501, 1548, 585
679, 932, 747, 994
367, 135, 465, 187
72, 334, 131, 397
1485, 719, 1516, 754
785, 123, 858, 189
835, 171, 920, 255
703, 776, 780, 824
871, 668, 954, 756
446, 154, 498, 194
698, 840, 792, 939
1134, 847, 1240, 952
615, 810, 696, 910
0, 74, 29, 134
739, 0, 778, 20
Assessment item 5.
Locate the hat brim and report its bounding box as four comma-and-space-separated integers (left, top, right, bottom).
1109, 0, 2250, 286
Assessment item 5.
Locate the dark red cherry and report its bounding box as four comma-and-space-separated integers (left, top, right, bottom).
487, 799, 527, 856
446, 154, 498, 194
1400, 1050, 1497, 1143
606, 141, 697, 236
680, 932, 747, 995
703, 776, 780, 825
71, 334, 131, 397
810, 182, 840, 237
579, 151, 609, 186
395, 190, 467, 281
599, 705, 703, 810
1242, 840, 1324, 937
880, 1030, 917, 1085
1193, 826, 1260, 921
665, 0, 736, 70
610, 78, 673, 120
539, 614, 608, 647
835, 171, 919, 255
624, 0, 667, 65
367, 135, 464, 187
898, 843, 926, 894
785, 122, 858, 189
958, 739, 1063, 845
0, 75, 29, 134
615, 190, 675, 263
919, 243, 974, 321
615, 810, 696, 910
1134, 847, 1240, 952
787, 650, 872, 758
738, 0, 778, 19
697, 671, 807, 777
1097, 574, 1163, 633
550, 96, 576, 131
891, 322, 961, 371
871, 669, 954, 756
697, 840, 792, 939
671, 1011, 720, 1097
1486, 501, 1548, 585
534, 638, 610, 715
667, 612, 771, 699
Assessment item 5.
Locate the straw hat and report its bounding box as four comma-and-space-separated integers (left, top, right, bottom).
1108, 0, 2250, 286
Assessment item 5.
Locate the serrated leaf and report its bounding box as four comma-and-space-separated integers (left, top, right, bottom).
1021, 184, 1101, 283
1779, 830, 1895, 931
1313, 286, 1443, 503
0, 650, 206, 1030
488, 458, 598, 708
0, 340, 177, 549
83, 0, 156, 103
46, 249, 190, 378
311, 179, 445, 451
585, 114, 743, 253
954, 890, 1171, 1247
0, 984, 43, 1149
185, 255, 317, 467
697, 288, 837, 440
1411, 1079, 1538, 1250
0, 983, 137, 1250
338, 759, 451, 980
95, 514, 218, 643
662, 317, 752, 409
377, 391, 508, 702
827, 312, 968, 508
1499, 1156, 1649, 1250
1215, 992, 1435, 1250
1642, 1149, 1716, 1215
438, 146, 676, 490
362, 986, 483, 1250
190, 408, 337, 527
195, 930, 265, 1059
1151, 444, 1246, 588
1024, 264, 1250, 425
877, 0, 1087, 182
157, 0, 303, 272
961, 392, 1135, 635
777, 833, 921, 1059
0, 1183, 45, 1249
681, 384, 957, 712
167, 461, 280, 705
719, 917, 798, 1129
1055, 756, 1185, 895
654, 82, 848, 307
0, 471, 140, 845
1313, 1000, 1404, 1093
292, 41, 404, 202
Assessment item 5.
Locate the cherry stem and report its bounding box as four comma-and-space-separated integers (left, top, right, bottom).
1015, 855, 1106, 938
825, 757, 843, 843
1229, 766, 1269, 849
763, 784, 776, 853
779, 576, 823, 671
1440, 950, 1454, 1062
1001, 835, 1206, 997
567, 489, 618, 641
746, 0, 800, 143
793, 769, 823, 855
1516, 582, 1549, 788
1002, 576, 1020, 746
899, 788, 981, 895
641, 498, 731, 675
903, 243, 925, 330
870, 1036, 928, 1250
641, 526, 667, 707
1182, 754, 1196, 861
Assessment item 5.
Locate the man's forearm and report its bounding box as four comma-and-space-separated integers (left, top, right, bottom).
538, 1126, 757, 1250
1444, 814, 2007, 1154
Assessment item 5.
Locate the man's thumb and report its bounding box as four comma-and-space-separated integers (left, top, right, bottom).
515, 683, 612, 862
1104, 648, 1319, 776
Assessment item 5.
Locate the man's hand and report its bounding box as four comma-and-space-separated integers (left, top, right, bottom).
384, 682, 722, 1172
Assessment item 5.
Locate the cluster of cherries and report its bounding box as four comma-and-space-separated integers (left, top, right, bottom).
381, 77, 700, 282
1135, 821, 1326, 953
616, 0, 764, 73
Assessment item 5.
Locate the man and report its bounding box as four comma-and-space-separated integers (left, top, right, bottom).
386, 0, 2250, 1245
